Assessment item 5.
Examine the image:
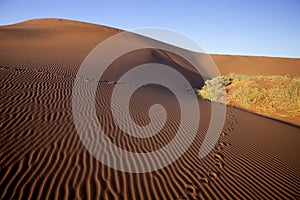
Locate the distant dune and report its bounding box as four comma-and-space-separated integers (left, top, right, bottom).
212, 54, 300, 76
0, 18, 299, 199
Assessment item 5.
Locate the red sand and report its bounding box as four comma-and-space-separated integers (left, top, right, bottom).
0, 19, 299, 199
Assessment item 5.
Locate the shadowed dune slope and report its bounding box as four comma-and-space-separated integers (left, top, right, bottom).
0, 19, 299, 200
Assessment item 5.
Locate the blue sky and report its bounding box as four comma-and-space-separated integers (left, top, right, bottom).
1, 0, 299, 58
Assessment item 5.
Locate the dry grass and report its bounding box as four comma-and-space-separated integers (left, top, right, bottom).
197, 73, 300, 123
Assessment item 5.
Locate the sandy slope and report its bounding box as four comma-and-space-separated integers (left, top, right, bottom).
211, 54, 300, 76
0, 18, 299, 199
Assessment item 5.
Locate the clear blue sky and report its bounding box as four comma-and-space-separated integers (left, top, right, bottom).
1, 0, 299, 58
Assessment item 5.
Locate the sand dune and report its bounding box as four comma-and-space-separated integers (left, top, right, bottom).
0, 18, 299, 199
211, 54, 300, 76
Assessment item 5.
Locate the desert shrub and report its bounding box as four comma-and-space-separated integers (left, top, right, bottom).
227, 73, 248, 82
197, 76, 227, 103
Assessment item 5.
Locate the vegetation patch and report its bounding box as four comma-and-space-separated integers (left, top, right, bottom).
197, 73, 300, 124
